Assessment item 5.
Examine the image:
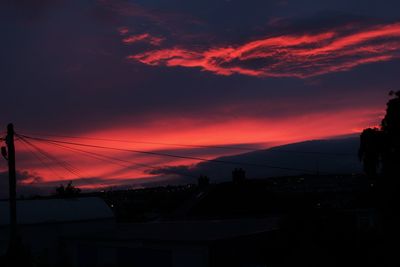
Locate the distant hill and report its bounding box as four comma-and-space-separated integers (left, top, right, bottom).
157, 136, 362, 183
0, 137, 363, 198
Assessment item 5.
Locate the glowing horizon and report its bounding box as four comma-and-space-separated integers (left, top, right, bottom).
6, 105, 382, 193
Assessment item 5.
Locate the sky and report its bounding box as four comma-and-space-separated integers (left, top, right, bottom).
1, 0, 400, 196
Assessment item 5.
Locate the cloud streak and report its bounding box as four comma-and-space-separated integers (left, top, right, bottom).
127, 22, 400, 78
122, 33, 164, 46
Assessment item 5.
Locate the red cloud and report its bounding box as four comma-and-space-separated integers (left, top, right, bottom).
127, 22, 400, 78
122, 33, 164, 46
18, 105, 382, 190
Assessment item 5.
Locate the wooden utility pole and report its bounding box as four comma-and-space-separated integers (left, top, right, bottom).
5, 123, 17, 248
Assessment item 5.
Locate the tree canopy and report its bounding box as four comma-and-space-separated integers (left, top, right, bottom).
55, 181, 81, 197
359, 91, 400, 178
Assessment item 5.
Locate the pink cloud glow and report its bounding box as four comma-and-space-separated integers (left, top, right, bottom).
122, 33, 164, 46
15, 106, 382, 188
127, 22, 400, 78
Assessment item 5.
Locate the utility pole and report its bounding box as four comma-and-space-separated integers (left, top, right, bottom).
5, 123, 17, 250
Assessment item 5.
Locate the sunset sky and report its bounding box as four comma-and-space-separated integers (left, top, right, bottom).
1, 0, 400, 196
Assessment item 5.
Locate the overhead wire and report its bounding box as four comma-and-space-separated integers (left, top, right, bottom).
16, 137, 66, 180
17, 135, 83, 178
20, 131, 356, 156
18, 135, 112, 189
20, 132, 264, 151
30, 137, 199, 179
18, 134, 330, 174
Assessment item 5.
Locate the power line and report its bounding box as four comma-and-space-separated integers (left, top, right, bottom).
20, 131, 357, 156
17, 136, 83, 178
19, 134, 328, 174
29, 137, 200, 179
18, 136, 111, 189
18, 136, 81, 178
20, 131, 263, 151
46, 141, 135, 169
16, 137, 66, 180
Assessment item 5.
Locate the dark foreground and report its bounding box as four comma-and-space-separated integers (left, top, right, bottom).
1, 174, 399, 267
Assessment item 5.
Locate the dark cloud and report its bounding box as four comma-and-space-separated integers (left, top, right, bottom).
0, 170, 43, 198
147, 165, 192, 176
151, 137, 362, 182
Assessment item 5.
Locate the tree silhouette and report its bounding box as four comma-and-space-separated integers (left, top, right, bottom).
359, 91, 400, 179
55, 181, 81, 197
359, 128, 382, 177
381, 91, 400, 178
359, 91, 400, 264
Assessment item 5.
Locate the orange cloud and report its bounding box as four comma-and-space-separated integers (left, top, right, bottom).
127, 22, 400, 78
